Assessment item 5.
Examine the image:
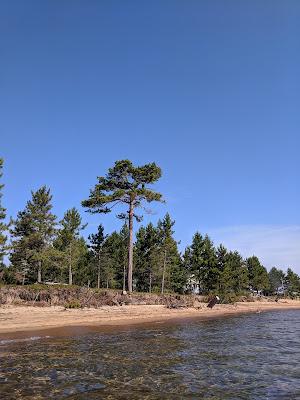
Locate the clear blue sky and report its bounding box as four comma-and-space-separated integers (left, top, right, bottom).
1, 1, 299, 271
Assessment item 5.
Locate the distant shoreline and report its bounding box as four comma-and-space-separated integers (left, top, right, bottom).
1, 300, 300, 340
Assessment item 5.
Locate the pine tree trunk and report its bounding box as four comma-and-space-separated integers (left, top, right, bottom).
123, 262, 126, 293
128, 199, 134, 293
97, 252, 101, 289
161, 249, 167, 294
69, 264, 72, 285
69, 245, 72, 285
37, 261, 42, 283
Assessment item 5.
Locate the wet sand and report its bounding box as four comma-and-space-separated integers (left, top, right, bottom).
1, 300, 300, 340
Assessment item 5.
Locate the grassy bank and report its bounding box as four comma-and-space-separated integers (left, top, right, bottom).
0, 285, 199, 309
0, 284, 282, 309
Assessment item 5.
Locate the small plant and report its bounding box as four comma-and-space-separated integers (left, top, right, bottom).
65, 300, 82, 309
220, 293, 238, 304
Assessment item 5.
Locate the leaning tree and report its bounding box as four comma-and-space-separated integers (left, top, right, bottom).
82, 160, 163, 292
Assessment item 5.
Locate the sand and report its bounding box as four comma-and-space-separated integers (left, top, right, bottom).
1, 299, 300, 337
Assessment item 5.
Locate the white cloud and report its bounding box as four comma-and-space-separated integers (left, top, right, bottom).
208, 225, 300, 274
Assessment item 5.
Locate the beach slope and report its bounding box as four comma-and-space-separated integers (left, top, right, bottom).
1, 300, 300, 335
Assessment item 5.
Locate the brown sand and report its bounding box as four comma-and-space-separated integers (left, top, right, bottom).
1, 300, 300, 337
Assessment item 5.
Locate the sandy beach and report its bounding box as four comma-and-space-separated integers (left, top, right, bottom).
1, 299, 300, 337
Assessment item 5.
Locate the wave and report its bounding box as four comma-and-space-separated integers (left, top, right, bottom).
0, 336, 51, 345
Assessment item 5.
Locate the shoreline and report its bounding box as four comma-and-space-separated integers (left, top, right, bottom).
1, 300, 300, 340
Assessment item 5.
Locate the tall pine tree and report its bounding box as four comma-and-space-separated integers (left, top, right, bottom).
268, 267, 285, 293
55, 208, 87, 285
184, 232, 205, 292
101, 224, 129, 289
201, 234, 217, 292
10, 186, 57, 283
157, 213, 184, 293
134, 222, 161, 292
246, 256, 270, 293
88, 224, 107, 289
82, 159, 163, 292
215, 244, 228, 292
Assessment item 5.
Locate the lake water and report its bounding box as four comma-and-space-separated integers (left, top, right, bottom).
1, 310, 300, 399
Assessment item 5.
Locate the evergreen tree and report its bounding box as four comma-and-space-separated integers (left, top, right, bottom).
222, 251, 249, 293
135, 216, 184, 294
215, 244, 228, 292
187, 232, 205, 291
201, 235, 217, 292
246, 256, 270, 293
82, 160, 163, 292
10, 186, 57, 282
88, 224, 107, 289
55, 208, 87, 285
117, 223, 129, 289
134, 223, 160, 292
70, 237, 89, 286
101, 224, 129, 289
285, 268, 300, 294
184, 232, 217, 293
182, 246, 193, 291
0, 158, 7, 264
75, 248, 95, 287
268, 267, 285, 293
157, 213, 185, 293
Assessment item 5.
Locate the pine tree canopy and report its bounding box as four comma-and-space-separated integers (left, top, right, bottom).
81, 159, 163, 215
88, 224, 107, 254
57, 207, 86, 247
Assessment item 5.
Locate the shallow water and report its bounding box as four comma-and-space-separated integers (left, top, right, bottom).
0, 310, 300, 399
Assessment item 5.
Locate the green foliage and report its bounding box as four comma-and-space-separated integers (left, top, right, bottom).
56, 208, 86, 246
101, 224, 128, 289
54, 208, 87, 285
221, 251, 249, 293
88, 224, 106, 255
184, 233, 218, 293
220, 292, 239, 304
0, 266, 17, 284
65, 300, 82, 309
82, 159, 163, 215
246, 256, 270, 292
285, 268, 300, 294
215, 244, 228, 291
10, 186, 57, 283
157, 214, 185, 293
268, 267, 285, 293
88, 224, 107, 288
134, 214, 184, 293
201, 235, 218, 291
135, 222, 160, 292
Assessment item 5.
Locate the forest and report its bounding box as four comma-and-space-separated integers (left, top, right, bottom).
0, 158, 299, 297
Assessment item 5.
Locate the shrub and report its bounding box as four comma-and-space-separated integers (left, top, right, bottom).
220, 293, 239, 304
65, 300, 82, 309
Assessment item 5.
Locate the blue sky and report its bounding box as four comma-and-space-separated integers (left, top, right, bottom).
1, 1, 299, 272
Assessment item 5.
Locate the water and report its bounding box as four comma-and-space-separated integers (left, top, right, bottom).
1, 310, 300, 399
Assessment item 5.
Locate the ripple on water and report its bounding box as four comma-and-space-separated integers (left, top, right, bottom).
0, 310, 300, 399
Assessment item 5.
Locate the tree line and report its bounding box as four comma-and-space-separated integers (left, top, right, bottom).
0, 158, 299, 296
